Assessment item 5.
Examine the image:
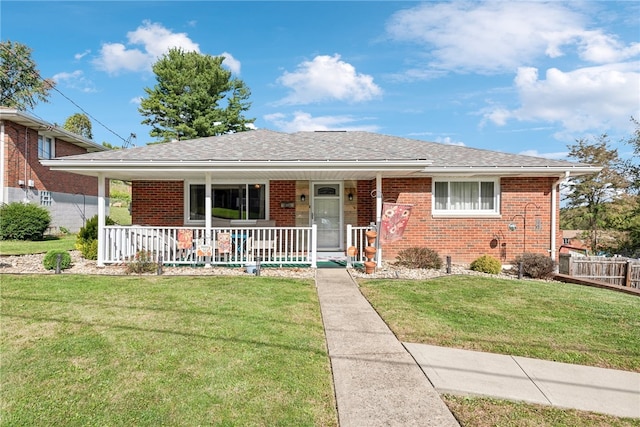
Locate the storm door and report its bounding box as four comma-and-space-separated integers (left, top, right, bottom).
312, 183, 342, 250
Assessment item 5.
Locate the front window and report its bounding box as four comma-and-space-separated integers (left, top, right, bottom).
38, 135, 54, 159
188, 183, 266, 222
433, 179, 499, 215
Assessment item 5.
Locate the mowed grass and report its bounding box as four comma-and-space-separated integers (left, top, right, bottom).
359, 275, 640, 371
359, 275, 640, 426
1, 275, 337, 427
0, 234, 76, 256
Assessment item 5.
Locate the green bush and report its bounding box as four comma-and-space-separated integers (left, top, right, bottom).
395, 247, 442, 269
76, 215, 115, 260
43, 250, 72, 270
0, 202, 51, 241
126, 250, 157, 274
470, 254, 502, 274
515, 253, 557, 279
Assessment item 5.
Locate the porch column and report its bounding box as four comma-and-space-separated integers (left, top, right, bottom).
205, 172, 212, 267
376, 173, 382, 267
97, 173, 106, 267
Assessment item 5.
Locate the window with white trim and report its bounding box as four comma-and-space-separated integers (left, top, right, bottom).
188, 183, 267, 222
38, 135, 54, 159
433, 178, 500, 215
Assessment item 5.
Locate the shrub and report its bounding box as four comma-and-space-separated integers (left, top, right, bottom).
395, 247, 442, 269
515, 252, 557, 279
76, 215, 115, 260
0, 202, 51, 241
43, 250, 72, 270
470, 255, 502, 274
126, 250, 157, 274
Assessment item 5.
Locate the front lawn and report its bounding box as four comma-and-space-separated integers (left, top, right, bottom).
1, 275, 337, 427
359, 275, 640, 426
359, 275, 640, 372
0, 234, 76, 256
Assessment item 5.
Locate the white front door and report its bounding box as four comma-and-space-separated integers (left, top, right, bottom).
312, 182, 342, 250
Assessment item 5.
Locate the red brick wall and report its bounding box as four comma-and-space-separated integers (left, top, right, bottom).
269, 180, 296, 226
356, 176, 558, 264
3, 121, 99, 195
132, 180, 299, 226
131, 181, 184, 226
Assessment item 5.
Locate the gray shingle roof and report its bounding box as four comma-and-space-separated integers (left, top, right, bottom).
55, 129, 582, 168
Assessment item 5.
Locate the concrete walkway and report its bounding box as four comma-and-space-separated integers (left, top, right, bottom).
315, 269, 460, 426
406, 343, 640, 419
315, 269, 640, 425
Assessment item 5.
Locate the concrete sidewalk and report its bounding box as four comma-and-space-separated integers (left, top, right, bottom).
405, 343, 640, 419
315, 269, 640, 425
315, 269, 459, 427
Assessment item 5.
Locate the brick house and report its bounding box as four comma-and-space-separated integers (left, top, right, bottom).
1, 108, 107, 233
42, 129, 600, 268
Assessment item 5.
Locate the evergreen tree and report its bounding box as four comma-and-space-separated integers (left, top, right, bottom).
139, 48, 255, 142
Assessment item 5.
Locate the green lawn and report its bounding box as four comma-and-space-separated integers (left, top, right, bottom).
1, 275, 337, 427
359, 275, 640, 372
0, 234, 76, 255
359, 275, 640, 426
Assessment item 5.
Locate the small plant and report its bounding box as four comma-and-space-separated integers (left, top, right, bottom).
515, 253, 557, 279
470, 255, 502, 274
76, 214, 115, 260
126, 250, 157, 274
0, 202, 51, 241
43, 250, 72, 270
59, 226, 70, 235
395, 247, 442, 269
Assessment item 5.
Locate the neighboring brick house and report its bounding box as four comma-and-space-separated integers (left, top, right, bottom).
1, 108, 107, 233
43, 129, 600, 265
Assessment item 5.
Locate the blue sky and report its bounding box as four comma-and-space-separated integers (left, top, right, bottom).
3, 1, 639, 159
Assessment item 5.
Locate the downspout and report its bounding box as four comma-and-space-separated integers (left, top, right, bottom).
550, 171, 570, 261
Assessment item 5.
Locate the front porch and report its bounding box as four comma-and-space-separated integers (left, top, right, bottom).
102, 224, 377, 269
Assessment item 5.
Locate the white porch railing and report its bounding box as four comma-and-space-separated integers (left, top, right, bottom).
346, 224, 380, 267
103, 225, 317, 268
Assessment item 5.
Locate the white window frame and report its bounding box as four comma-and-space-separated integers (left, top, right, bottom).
432, 177, 500, 217
184, 180, 270, 225
38, 134, 55, 159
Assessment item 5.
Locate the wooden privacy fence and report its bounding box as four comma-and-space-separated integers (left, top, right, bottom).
559, 255, 640, 288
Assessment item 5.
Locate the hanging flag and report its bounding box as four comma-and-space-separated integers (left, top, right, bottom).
380, 203, 413, 242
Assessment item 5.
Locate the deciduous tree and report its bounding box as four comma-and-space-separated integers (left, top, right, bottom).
565, 135, 627, 253
0, 40, 54, 110
63, 113, 93, 139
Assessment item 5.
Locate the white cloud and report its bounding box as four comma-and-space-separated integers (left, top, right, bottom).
264, 111, 380, 133
130, 96, 142, 105
437, 136, 465, 146
519, 149, 568, 160
52, 70, 96, 93
276, 54, 382, 105
74, 49, 91, 60
386, 2, 639, 75
220, 52, 241, 74
93, 20, 200, 74
484, 63, 640, 134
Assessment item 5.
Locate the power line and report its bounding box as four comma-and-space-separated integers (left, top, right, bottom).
1, 42, 131, 145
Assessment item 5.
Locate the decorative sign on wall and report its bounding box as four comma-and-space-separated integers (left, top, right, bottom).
380, 203, 413, 243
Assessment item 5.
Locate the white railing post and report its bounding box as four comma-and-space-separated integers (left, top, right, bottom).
310, 224, 317, 268
346, 224, 353, 268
